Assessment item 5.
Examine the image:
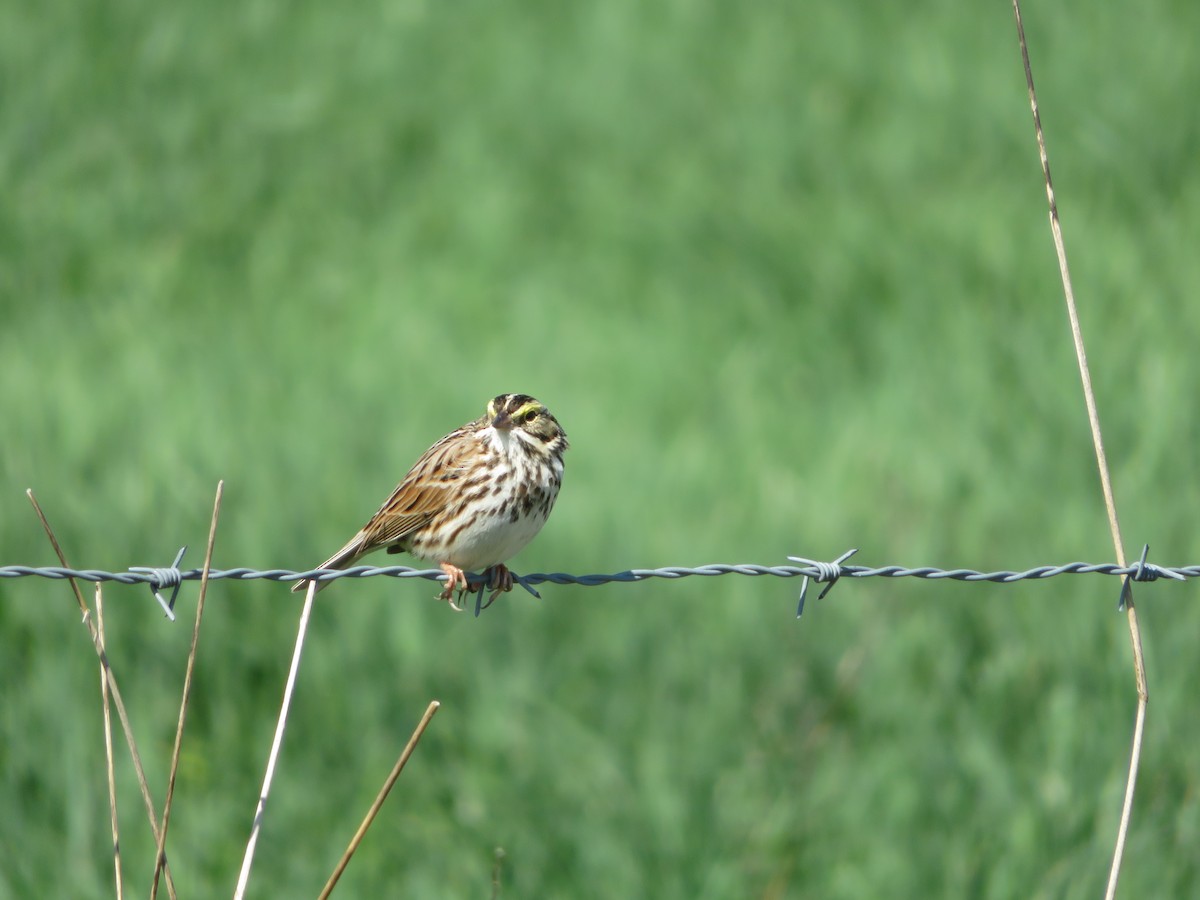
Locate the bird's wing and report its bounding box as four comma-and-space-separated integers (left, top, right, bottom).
359, 425, 479, 550
292, 422, 483, 595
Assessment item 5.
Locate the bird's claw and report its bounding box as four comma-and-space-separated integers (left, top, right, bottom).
438, 563, 469, 611
437, 563, 514, 612
489, 563, 513, 594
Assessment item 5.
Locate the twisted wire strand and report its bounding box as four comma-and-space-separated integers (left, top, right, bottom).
2, 558, 1196, 589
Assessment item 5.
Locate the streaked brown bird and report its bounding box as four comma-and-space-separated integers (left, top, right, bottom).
294, 394, 568, 607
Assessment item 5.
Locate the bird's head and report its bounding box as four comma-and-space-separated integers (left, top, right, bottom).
486, 393, 569, 455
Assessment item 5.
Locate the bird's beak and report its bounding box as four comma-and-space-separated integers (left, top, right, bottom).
492, 410, 513, 431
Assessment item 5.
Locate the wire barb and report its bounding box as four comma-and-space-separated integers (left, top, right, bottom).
790, 548, 859, 616
472, 572, 542, 617
1117, 544, 1185, 612
129, 546, 188, 622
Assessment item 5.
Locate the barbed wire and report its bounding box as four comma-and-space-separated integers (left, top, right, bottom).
1, 545, 1192, 618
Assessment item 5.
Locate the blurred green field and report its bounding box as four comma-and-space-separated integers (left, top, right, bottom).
3, 0, 1198, 896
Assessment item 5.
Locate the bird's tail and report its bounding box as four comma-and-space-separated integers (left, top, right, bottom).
292, 532, 367, 594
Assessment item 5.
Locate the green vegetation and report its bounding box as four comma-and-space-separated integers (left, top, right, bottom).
3, 1, 1198, 896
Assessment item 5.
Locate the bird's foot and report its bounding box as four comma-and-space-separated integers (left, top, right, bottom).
438, 562, 469, 611
482, 564, 514, 609
438, 563, 514, 612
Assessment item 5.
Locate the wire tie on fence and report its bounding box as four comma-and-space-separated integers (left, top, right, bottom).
790, 548, 858, 617
1133, 544, 1184, 582
1118, 543, 1184, 611
129, 546, 187, 622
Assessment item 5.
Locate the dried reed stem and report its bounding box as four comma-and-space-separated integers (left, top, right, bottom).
1009, 4, 1147, 897
26, 490, 177, 900
150, 481, 224, 898
318, 701, 441, 899
233, 577, 319, 899
96, 584, 123, 900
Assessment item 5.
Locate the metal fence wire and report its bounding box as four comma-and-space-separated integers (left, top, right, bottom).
1, 545, 1192, 618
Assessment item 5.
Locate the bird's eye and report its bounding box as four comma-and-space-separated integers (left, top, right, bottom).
521, 409, 538, 424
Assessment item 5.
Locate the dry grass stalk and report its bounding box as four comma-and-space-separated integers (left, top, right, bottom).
150, 481, 225, 898
26, 489, 178, 900
318, 701, 442, 899
1009, 4, 1148, 896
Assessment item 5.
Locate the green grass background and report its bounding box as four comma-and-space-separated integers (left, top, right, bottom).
2, 0, 1198, 896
